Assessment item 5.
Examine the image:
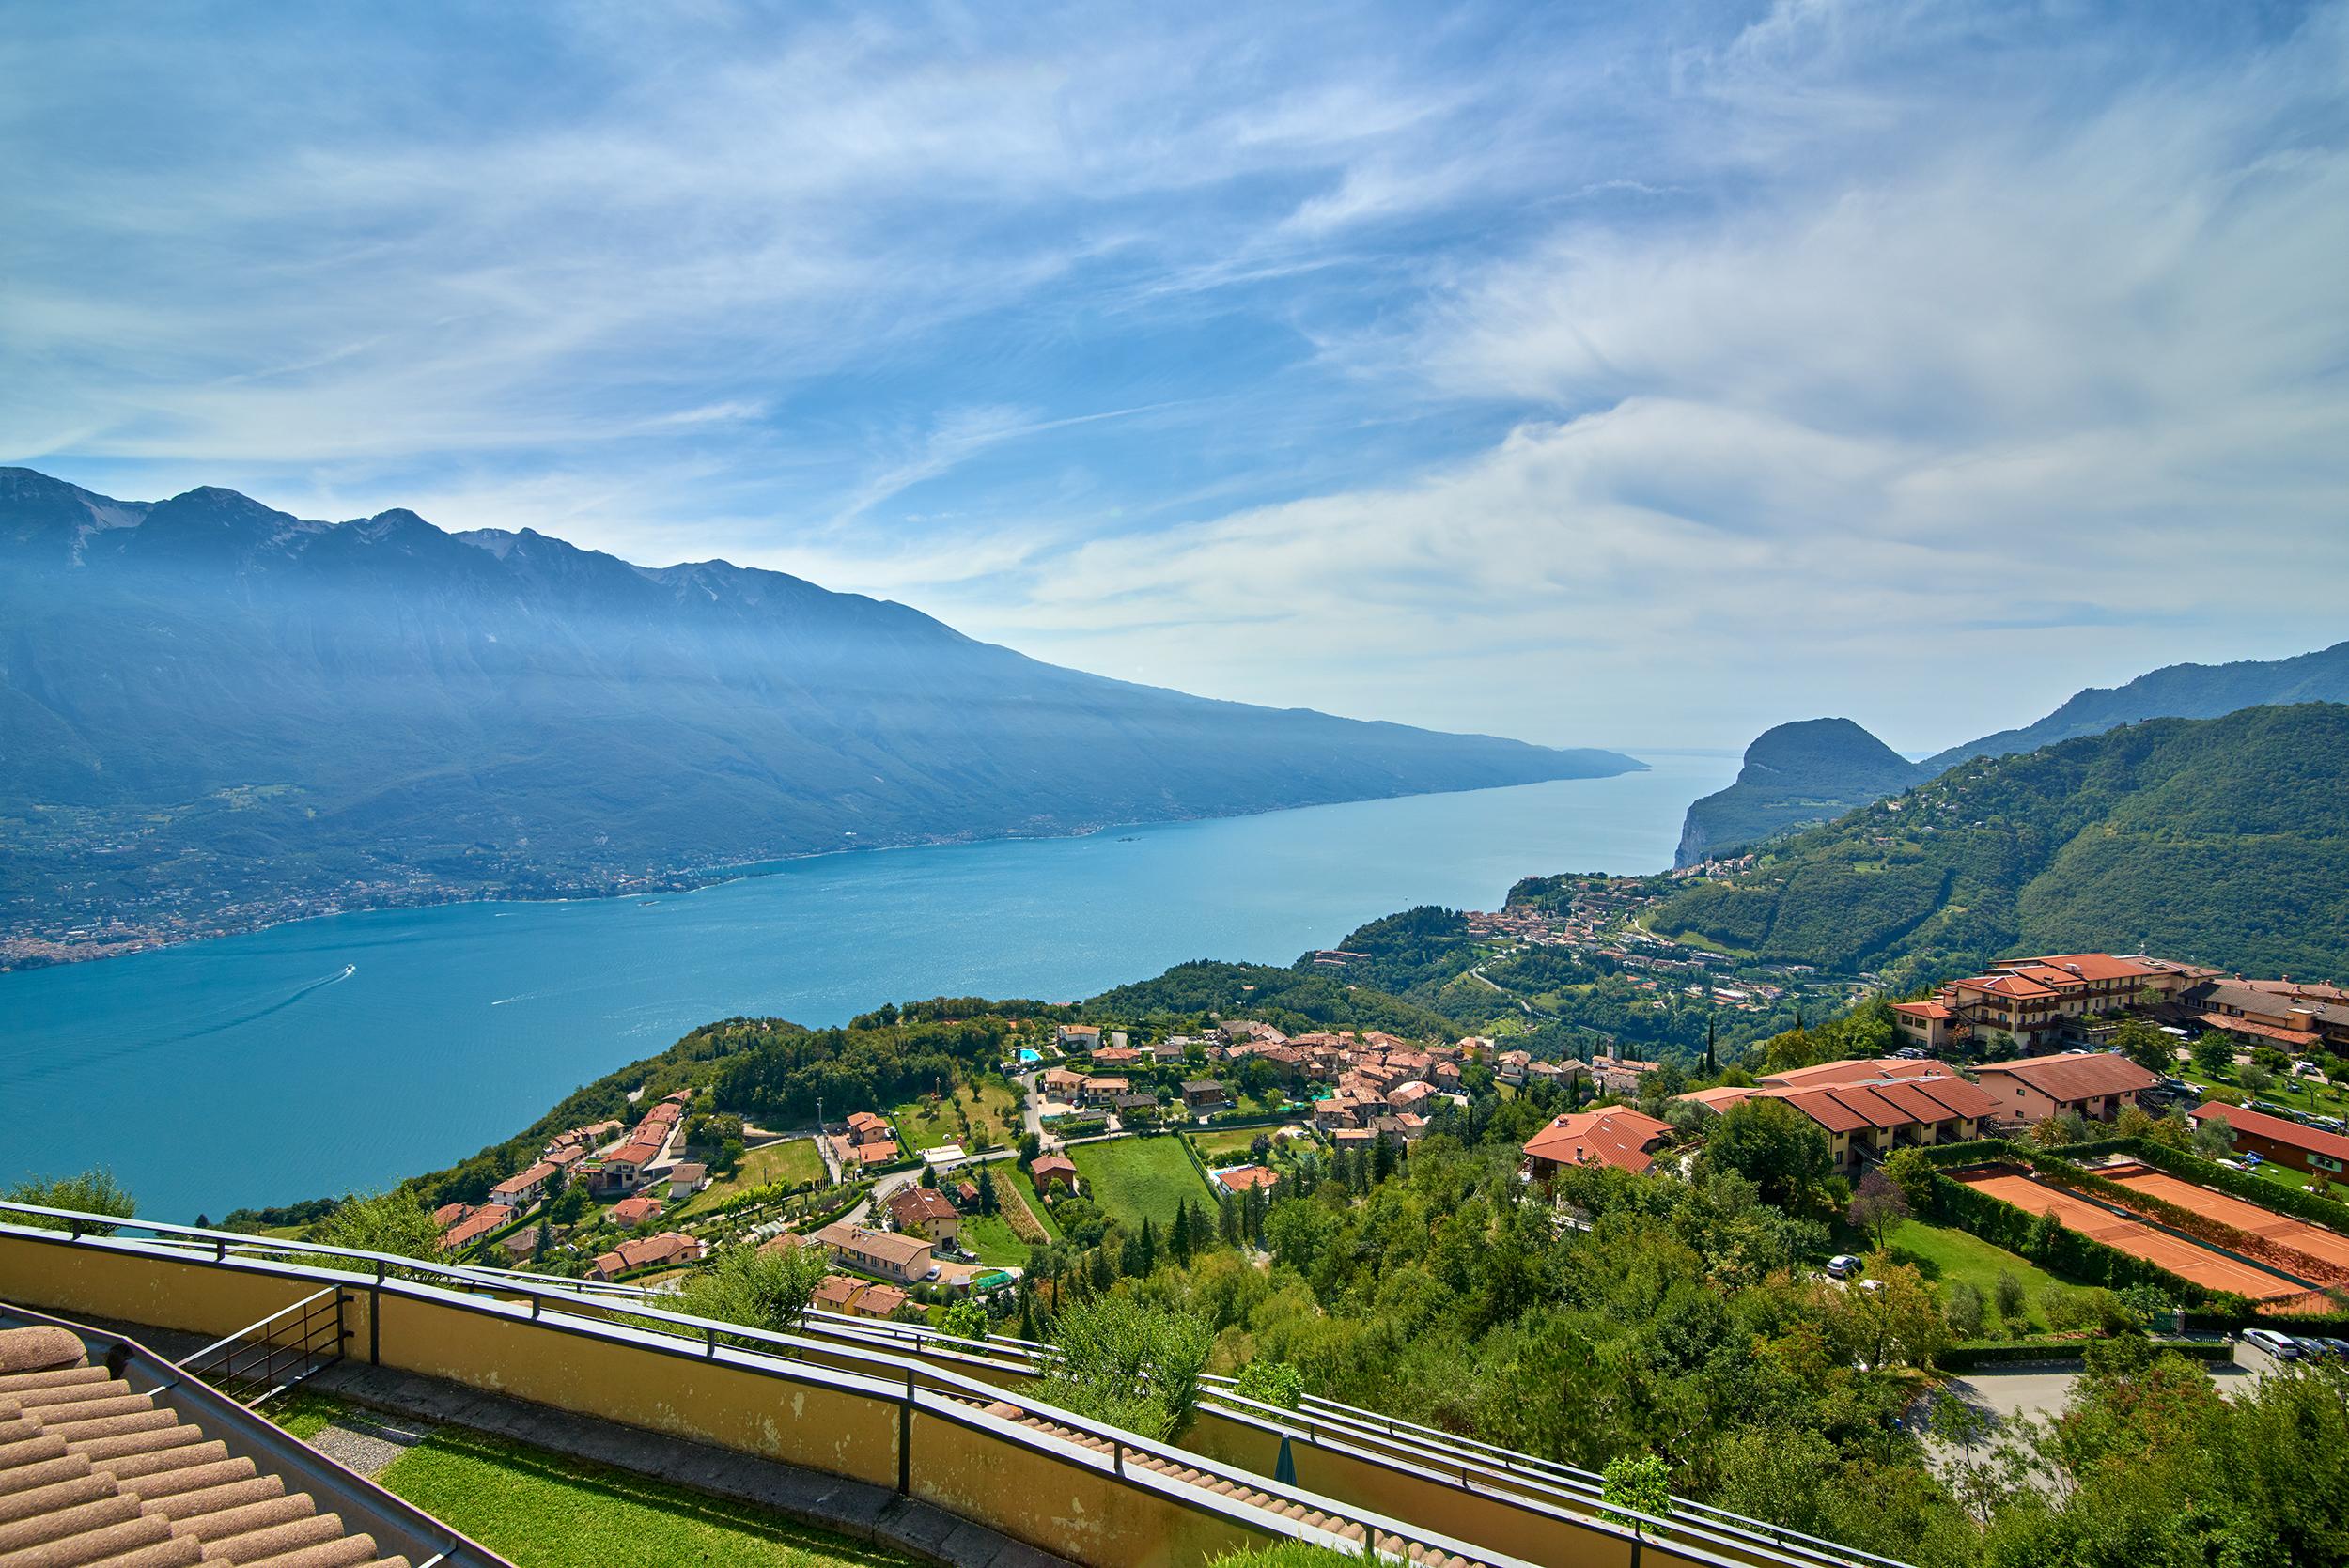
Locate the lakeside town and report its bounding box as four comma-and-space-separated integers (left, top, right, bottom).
403, 945, 2349, 1364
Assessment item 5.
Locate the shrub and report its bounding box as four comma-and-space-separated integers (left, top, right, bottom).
1945, 1281, 1985, 1339
1599, 1453, 1674, 1529
1233, 1359, 1307, 1410
1037, 1296, 1215, 1441
1994, 1270, 2029, 1324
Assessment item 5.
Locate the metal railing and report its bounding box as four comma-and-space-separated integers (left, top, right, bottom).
0, 1200, 1897, 1568
0, 1298, 508, 1568
181, 1284, 349, 1405
302, 1246, 1912, 1568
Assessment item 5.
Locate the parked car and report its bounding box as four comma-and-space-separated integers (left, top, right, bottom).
2243, 1328, 2304, 1361
2314, 1338, 2349, 1360
1826, 1254, 1863, 1281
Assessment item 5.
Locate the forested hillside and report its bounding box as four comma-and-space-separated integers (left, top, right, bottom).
1650, 704, 2349, 983
1674, 718, 1927, 866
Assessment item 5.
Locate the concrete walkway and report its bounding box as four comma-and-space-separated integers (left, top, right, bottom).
310, 1359, 1074, 1568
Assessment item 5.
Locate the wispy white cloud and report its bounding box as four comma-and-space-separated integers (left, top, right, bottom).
3, 2, 2343, 751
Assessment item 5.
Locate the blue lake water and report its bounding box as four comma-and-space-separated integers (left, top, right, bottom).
0, 751, 1735, 1219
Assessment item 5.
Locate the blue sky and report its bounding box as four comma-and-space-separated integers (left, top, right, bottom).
4, 1, 2345, 752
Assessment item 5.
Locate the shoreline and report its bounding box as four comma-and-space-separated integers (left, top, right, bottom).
1, 764, 1657, 976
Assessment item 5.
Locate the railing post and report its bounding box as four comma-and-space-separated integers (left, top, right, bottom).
369, 1260, 383, 1366
897, 1368, 914, 1497
705, 1325, 717, 1359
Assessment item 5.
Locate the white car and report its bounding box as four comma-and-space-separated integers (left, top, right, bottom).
2243, 1328, 2304, 1361
1825, 1254, 1863, 1281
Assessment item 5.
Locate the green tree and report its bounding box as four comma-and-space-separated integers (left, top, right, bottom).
2111, 1017, 2173, 1075
1702, 1096, 1832, 1211
671, 1241, 830, 1333
1232, 1359, 1306, 1410
1846, 1169, 1910, 1250
2191, 1032, 2233, 1079
2192, 1115, 2237, 1161
1599, 1453, 1674, 1531
936, 1299, 988, 1342
1038, 1296, 1215, 1440
314, 1189, 443, 1260
5, 1169, 136, 1234
1993, 1269, 2029, 1325
1880, 1147, 1938, 1214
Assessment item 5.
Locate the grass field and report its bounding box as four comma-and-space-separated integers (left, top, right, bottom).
1882, 1218, 2085, 1334
955, 1211, 1034, 1266
1068, 1136, 1214, 1229
1187, 1126, 1291, 1161
277, 1401, 910, 1567
673, 1138, 826, 1218
892, 1079, 1020, 1154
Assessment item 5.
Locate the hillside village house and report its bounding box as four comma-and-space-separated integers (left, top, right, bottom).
589, 1230, 703, 1281
1891, 952, 2209, 1052
884, 1185, 961, 1249
607, 1194, 662, 1227
436, 1205, 506, 1253
1182, 1079, 1232, 1111
1055, 1023, 1102, 1051
2189, 1102, 2349, 1177
833, 1110, 901, 1170
1522, 1107, 1675, 1179
1969, 1052, 2160, 1126
813, 1221, 942, 1284
1030, 1155, 1081, 1193
1214, 1165, 1280, 1196
1678, 1059, 1997, 1174
1589, 1054, 1660, 1096
666, 1162, 708, 1202
1039, 1067, 1087, 1098
2192, 982, 2349, 1053
1077, 1076, 1130, 1106
487, 1160, 557, 1208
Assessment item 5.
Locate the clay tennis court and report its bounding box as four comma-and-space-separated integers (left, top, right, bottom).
1956, 1171, 2308, 1301
2100, 1164, 2349, 1274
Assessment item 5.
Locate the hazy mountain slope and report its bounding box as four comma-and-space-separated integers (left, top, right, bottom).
1672, 718, 1926, 867
1648, 704, 2349, 983
1672, 641, 2349, 863
1921, 641, 2349, 772
0, 466, 1638, 957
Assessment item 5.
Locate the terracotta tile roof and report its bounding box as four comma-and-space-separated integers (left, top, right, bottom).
2016, 953, 2161, 984
1771, 1088, 1873, 1135
1214, 1165, 1281, 1193
2192, 1102, 2349, 1163
1029, 1155, 1079, 1182
1759, 1056, 1951, 1090
885, 1187, 957, 1227
1906, 1075, 1999, 1121
1974, 1051, 2160, 1103
1521, 1107, 1675, 1174
0, 1325, 429, 1568
2195, 1012, 2322, 1048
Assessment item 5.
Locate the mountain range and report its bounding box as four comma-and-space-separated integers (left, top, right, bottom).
0, 467, 1637, 963
1674, 640, 2349, 865
1651, 702, 2349, 983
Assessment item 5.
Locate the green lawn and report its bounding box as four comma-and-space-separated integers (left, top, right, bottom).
1067, 1136, 1214, 1230
2178, 1063, 2349, 1123
892, 1079, 1019, 1154
381, 1426, 912, 1568
954, 1210, 1034, 1266
673, 1138, 826, 1219
1188, 1126, 1292, 1161
1880, 1218, 2087, 1335
276, 1399, 910, 1567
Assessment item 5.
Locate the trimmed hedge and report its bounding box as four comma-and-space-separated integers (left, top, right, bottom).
2057, 1137, 2349, 1234
1940, 1337, 2232, 1370
1927, 1167, 2216, 1303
